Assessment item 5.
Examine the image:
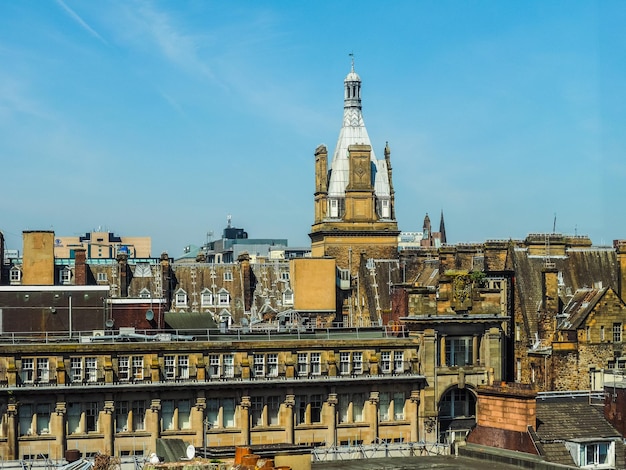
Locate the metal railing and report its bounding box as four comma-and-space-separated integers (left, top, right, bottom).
0, 325, 410, 345
312, 441, 449, 461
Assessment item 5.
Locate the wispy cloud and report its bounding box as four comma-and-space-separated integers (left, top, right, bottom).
0, 74, 51, 122
55, 0, 108, 45
133, 2, 214, 81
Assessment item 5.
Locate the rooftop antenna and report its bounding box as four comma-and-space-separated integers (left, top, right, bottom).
349, 51, 355, 71
227, 214, 232, 228
553, 213, 557, 233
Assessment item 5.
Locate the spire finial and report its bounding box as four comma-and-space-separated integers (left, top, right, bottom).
349, 52, 355, 72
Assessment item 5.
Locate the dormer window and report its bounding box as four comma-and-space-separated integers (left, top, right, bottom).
10, 266, 21, 285
201, 288, 214, 307
60, 267, 72, 285
283, 288, 294, 306
175, 289, 188, 308
218, 288, 230, 306
139, 288, 151, 299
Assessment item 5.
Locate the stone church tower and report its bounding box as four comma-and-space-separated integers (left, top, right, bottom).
310, 62, 400, 325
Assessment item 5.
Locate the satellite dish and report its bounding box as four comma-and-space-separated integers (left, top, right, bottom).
186, 444, 195, 459
105, 319, 114, 328
146, 310, 154, 321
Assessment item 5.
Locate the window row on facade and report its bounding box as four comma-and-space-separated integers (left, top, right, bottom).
9, 349, 414, 386
15, 390, 409, 438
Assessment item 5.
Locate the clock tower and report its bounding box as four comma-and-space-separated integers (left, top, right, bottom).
310, 62, 399, 325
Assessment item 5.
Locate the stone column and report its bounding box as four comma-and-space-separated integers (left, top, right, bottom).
409, 391, 420, 442
472, 335, 479, 366
193, 395, 206, 448
440, 335, 446, 367
326, 393, 338, 447
368, 392, 379, 443
6, 401, 18, 460
102, 400, 115, 456
240, 396, 251, 446
53, 401, 67, 460
147, 398, 161, 446
284, 394, 295, 444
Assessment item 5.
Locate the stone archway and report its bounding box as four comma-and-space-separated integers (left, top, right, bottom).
437, 386, 476, 444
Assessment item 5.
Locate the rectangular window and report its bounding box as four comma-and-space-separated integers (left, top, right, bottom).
85, 402, 98, 432
393, 392, 405, 420
116, 401, 129, 432
162, 400, 174, 431
310, 353, 321, 375
132, 356, 144, 380
353, 352, 363, 374
60, 269, 71, 284
178, 399, 191, 430
223, 354, 234, 378
164, 355, 176, 380
311, 394, 322, 423
118, 356, 130, 382
207, 399, 219, 428
209, 354, 221, 378
601, 326, 605, 341
19, 404, 33, 436
338, 393, 350, 423
97, 272, 107, 282
85, 357, 98, 383
251, 397, 264, 427
379, 392, 391, 421
340, 352, 350, 375
254, 355, 265, 378
224, 271, 233, 281
37, 358, 49, 383
394, 351, 404, 373
267, 353, 278, 377
297, 353, 308, 376
296, 395, 307, 425
36, 404, 51, 434
223, 398, 235, 428
446, 337, 473, 366
267, 396, 280, 426
68, 402, 81, 434
586, 326, 591, 342
178, 355, 189, 379
614, 323, 622, 343
582, 442, 611, 466
21, 358, 34, 383
132, 400, 146, 431
381, 352, 391, 373
70, 357, 83, 382
353, 393, 365, 422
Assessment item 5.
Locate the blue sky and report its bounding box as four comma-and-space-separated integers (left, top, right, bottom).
1, 1, 625, 256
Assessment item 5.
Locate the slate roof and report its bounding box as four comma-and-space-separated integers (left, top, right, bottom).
559, 287, 607, 330
512, 246, 618, 345
534, 398, 624, 466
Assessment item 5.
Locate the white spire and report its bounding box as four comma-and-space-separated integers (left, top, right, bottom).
327, 60, 392, 203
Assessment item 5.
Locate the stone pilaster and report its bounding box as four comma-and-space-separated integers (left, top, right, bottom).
409, 390, 420, 442
284, 394, 295, 444
53, 400, 67, 460
240, 396, 251, 446
368, 391, 379, 443
326, 393, 338, 447
102, 399, 115, 456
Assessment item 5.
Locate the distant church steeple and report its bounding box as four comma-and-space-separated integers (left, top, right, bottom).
439, 210, 447, 245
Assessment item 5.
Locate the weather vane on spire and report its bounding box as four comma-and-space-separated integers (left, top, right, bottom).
349, 51, 355, 71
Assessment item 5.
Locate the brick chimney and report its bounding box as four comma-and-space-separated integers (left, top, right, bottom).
74, 248, 87, 286
475, 384, 536, 433
467, 383, 539, 454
